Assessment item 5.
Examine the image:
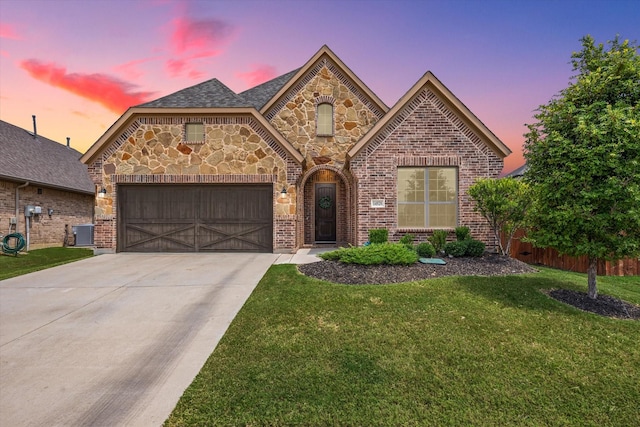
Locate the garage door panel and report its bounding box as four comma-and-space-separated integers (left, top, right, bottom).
118, 185, 272, 252
198, 223, 272, 252
124, 223, 196, 252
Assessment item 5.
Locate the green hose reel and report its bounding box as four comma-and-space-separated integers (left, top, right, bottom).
2, 233, 26, 256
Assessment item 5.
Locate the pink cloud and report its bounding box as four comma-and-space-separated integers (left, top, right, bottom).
166, 58, 188, 77
170, 16, 233, 55
20, 59, 156, 113
237, 64, 277, 87
0, 23, 21, 40
114, 57, 158, 80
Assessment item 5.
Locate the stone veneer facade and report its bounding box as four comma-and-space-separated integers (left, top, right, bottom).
87, 51, 506, 253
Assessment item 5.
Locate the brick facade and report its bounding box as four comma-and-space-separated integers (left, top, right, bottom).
350, 88, 504, 249
0, 179, 93, 249
83, 47, 508, 253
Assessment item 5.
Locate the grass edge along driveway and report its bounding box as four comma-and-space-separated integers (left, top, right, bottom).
166, 266, 640, 427
0, 247, 93, 280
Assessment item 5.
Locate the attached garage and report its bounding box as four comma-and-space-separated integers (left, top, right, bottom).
117, 184, 273, 252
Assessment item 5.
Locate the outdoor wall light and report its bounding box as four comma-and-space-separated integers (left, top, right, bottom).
279, 186, 288, 199
98, 188, 107, 198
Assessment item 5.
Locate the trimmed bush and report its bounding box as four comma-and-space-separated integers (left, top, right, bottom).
465, 239, 486, 257
416, 242, 436, 258
444, 240, 468, 257
429, 230, 448, 253
369, 228, 389, 244
399, 233, 415, 246
319, 243, 418, 265
455, 226, 471, 242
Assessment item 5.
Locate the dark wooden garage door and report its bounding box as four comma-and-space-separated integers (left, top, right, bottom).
118, 184, 273, 252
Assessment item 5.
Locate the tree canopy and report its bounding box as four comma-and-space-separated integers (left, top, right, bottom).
524, 35, 640, 299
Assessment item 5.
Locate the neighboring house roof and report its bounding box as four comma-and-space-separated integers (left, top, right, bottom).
505, 163, 528, 178
138, 78, 251, 108
260, 45, 389, 117
348, 71, 512, 160
0, 120, 94, 194
239, 69, 301, 110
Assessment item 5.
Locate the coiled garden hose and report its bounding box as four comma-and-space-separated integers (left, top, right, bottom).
2, 233, 26, 255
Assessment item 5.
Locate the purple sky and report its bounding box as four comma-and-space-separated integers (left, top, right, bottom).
1, 0, 638, 173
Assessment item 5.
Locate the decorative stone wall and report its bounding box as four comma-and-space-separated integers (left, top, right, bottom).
90, 115, 300, 252
350, 88, 504, 250
0, 179, 93, 249
269, 62, 381, 171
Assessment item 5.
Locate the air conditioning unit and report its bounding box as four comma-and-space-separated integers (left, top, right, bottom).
72, 224, 94, 246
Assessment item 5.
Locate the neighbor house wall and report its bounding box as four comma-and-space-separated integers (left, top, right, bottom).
0, 179, 93, 249
350, 88, 504, 250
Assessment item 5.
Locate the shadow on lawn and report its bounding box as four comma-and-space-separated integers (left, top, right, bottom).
453, 275, 582, 316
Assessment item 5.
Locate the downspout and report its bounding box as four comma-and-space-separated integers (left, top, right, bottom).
16, 181, 29, 233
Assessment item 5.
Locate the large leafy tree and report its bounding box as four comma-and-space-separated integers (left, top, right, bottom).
524, 35, 640, 299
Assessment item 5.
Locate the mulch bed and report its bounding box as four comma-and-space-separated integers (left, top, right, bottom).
297, 254, 639, 320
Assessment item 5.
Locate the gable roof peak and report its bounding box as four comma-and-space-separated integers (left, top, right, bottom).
139, 78, 251, 108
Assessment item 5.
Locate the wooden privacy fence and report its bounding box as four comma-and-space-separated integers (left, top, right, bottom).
504, 229, 640, 276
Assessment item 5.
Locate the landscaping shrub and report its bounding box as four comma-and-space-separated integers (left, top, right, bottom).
465, 239, 486, 257
429, 230, 448, 253
416, 242, 436, 258
399, 233, 415, 246
444, 240, 468, 257
319, 243, 418, 265
368, 228, 389, 244
455, 226, 471, 242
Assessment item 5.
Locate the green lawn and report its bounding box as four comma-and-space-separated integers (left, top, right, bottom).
0, 247, 93, 280
166, 266, 640, 426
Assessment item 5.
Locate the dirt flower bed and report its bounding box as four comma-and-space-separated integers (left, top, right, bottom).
298, 253, 537, 285
298, 253, 639, 320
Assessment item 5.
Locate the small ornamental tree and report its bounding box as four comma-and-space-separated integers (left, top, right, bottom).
468, 177, 530, 256
524, 35, 640, 299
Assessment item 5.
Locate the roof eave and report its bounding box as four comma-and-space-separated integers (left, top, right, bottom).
0, 174, 94, 195
259, 45, 389, 116
348, 71, 512, 160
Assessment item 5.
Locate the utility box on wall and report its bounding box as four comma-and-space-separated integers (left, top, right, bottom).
72, 224, 94, 246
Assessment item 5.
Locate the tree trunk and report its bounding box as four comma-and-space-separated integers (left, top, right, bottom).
587, 256, 598, 300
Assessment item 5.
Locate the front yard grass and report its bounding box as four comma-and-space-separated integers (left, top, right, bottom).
0, 247, 93, 280
166, 266, 640, 426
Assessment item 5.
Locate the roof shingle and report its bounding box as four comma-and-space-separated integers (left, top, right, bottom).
0, 120, 94, 194
138, 78, 251, 108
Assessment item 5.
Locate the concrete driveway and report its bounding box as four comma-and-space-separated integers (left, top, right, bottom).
0, 252, 278, 426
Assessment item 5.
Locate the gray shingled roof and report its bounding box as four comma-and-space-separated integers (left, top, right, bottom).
239, 69, 300, 109
137, 70, 300, 110
505, 164, 528, 178
138, 78, 252, 108
0, 120, 94, 194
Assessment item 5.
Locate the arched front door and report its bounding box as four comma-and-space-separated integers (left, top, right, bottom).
315, 183, 336, 242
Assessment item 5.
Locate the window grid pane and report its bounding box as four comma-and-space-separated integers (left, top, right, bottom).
186, 123, 204, 142
317, 104, 333, 135
398, 167, 457, 228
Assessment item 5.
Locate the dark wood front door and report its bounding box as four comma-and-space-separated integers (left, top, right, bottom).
315, 183, 336, 242
118, 184, 273, 252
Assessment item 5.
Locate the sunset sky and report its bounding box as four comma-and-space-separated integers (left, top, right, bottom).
1, 0, 638, 174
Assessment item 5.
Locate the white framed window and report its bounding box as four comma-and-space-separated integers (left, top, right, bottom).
397, 167, 457, 228
316, 103, 333, 136
185, 123, 204, 142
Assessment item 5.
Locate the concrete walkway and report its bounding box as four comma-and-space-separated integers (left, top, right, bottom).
273, 247, 328, 265
0, 253, 281, 427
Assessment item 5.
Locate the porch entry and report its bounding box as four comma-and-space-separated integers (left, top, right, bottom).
315, 183, 336, 242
